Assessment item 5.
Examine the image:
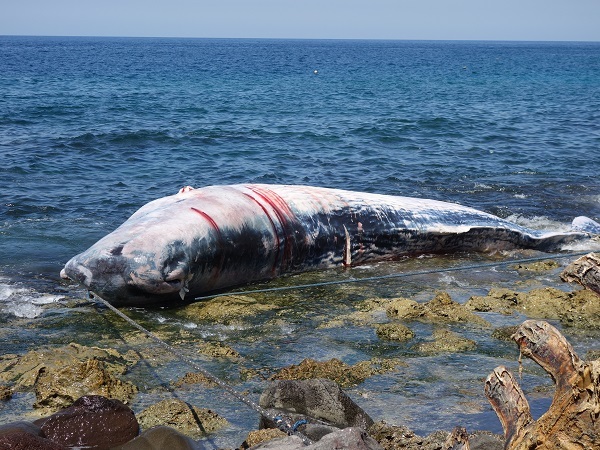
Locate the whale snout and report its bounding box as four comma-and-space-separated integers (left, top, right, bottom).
62, 244, 193, 306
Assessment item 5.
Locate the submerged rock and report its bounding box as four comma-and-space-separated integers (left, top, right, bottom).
375, 323, 415, 342
137, 398, 228, 439
0, 385, 12, 401
414, 329, 477, 354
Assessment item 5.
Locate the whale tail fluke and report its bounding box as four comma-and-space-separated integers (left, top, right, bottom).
571, 216, 600, 235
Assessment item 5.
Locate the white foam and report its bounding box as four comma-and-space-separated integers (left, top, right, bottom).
0, 280, 63, 319
504, 214, 571, 232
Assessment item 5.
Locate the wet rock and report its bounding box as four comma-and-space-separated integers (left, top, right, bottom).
197, 341, 240, 358
387, 292, 490, 326
557, 288, 600, 328
137, 398, 228, 439
0, 420, 66, 450
414, 329, 477, 354
248, 427, 383, 450
375, 323, 415, 342
173, 371, 218, 388
370, 421, 503, 450
35, 395, 138, 449
33, 358, 138, 413
0, 343, 134, 390
241, 428, 288, 448
512, 260, 560, 272
259, 379, 374, 431
465, 287, 600, 328
177, 295, 278, 324
491, 325, 519, 342
368, 421, 446, 450
270, 358, 403, 388
114, 426, 197, 450
0, 384, 12, 400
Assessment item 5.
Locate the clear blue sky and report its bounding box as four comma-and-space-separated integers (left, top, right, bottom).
2, 0, 599, 41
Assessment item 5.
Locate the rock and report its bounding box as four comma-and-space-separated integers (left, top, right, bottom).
414, 329, 477, 354
173, 371, 218, 388
512, 260, 560, 272
387, 292, 490, 326
137, 398, 228, 439
241, 428, 288, 448
491, 325, 519, 342
33, 358, 138, 413
114, 426, 197, 450
465, 286, 600, 328
35, 395, 138, 449
375, 323, 415, 342
0, 420, 66, 450
367, 421, 447, 450
176, 295, 278, 324
0, 343, 134, 391
248, 427, 383, 450
197, 341, 240, 358
259, 379, 374, 431
0, 385, 12, 401
270, 358, 403, 388
385, 298, 424, 320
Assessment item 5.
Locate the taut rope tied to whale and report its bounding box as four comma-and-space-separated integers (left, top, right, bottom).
61, 184, 600, 306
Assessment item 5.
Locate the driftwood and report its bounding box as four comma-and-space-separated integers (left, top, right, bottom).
483, 320, 600, 449
561, 252, 600, 298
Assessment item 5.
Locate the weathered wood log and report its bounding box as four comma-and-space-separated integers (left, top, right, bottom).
560, 252, 600, 298
484, 320, 600, 449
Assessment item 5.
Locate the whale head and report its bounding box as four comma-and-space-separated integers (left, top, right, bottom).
61, 192, 218, 306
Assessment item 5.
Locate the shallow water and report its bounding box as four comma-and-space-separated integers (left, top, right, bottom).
1, 36, 600, 447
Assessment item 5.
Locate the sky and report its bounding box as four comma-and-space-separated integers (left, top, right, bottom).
2, 0, 599, 42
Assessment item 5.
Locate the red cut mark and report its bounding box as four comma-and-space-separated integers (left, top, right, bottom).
246, 186, 296, 269
191, 207, 221, 237
243, 193, 281, 274
190, 207, 224, 282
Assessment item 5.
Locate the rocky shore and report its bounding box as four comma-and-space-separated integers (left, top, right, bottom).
1, 255, 599, 449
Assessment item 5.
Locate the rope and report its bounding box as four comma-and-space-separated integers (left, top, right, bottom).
90, 250, 591, 445
90, 291, 314, 445
194, 251, 592, 301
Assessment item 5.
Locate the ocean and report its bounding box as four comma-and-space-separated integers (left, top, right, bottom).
1, 36, 600, 445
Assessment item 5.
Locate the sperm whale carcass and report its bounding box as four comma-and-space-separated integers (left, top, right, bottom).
61, 184, 600, 306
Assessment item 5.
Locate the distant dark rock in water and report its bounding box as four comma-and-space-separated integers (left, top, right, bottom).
34, 395, 139, 449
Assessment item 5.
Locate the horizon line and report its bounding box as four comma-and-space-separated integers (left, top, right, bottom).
2, 34, 599, 44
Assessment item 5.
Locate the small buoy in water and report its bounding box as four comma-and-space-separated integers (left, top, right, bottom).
313, 69, 318, 75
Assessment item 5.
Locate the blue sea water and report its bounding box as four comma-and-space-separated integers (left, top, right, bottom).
1, 36, 600, 442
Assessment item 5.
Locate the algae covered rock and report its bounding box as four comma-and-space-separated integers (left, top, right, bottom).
271, 357, 404, 388
33, 358, 138, 412
177, 295, 278, 324
137, 398, 228, 439
414, 329, 477, 355
387, 292, 490, 327
0, 342, 135, 390
375, 323, 415, 342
